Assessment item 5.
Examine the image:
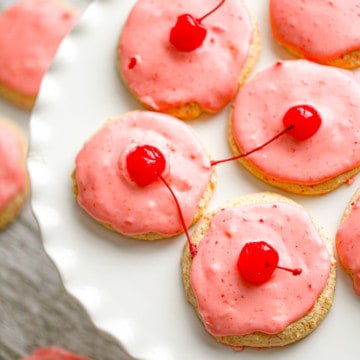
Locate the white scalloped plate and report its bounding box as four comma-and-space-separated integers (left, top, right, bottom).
28, 1, 360, 359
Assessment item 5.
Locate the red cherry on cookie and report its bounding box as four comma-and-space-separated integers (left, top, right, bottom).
237, 241, 302, 285
169, 0, 225, 52
237, 241, 279, 285
283, 104, 321, 141
126, 144, 166, 187
169, 14, 206, 52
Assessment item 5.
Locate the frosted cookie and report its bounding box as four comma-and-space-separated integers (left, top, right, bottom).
336, 188, 360, 296
270, 0, 360, 69
117, 0, 260, 120
22, 347, 90, 359
229, 59, 360, 195
0, 117, 29, 229
73, 111, 216, 240
182, 192, 336, 349
0, 0, 79, 109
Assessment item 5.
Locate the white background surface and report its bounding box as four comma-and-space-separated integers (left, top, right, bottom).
28, 1, 360, 359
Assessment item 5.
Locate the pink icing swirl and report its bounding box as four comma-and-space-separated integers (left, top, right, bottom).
0, 0, 78, 97
75, 111, 213, 236
270, 0, 360, 63
336, 196, 360, 295
232, 59, 360, 185
190, 201, 331, 336
118, 0, 255, 114
0, 121, 27, 213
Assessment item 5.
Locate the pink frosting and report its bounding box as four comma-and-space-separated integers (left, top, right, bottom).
336, 196, 360, 296
21, 347, 90, 360
190, 201, 331, 336
270, 0, 360, 62
75, 111, 214, 236
119, 0, 255, 114
0, 122, 27, 213
0, 0, 78, 97
231, 59, 360, 185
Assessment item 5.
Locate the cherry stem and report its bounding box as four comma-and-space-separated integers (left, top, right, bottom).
266, 262, 302, 276
158, 173, 198, 257
197, 0, 226, 22
211, 124, 295, 166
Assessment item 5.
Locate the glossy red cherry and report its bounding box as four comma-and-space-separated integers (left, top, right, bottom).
169, 14, 206, 52
169, 0, 225, 52
126, 144, 166, 187
237, 241, 302, 285
283, 104, 321, 141
237, 241, 279, 285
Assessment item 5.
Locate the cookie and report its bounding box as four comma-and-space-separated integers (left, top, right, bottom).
270, 0, 360, 69
0, 117, 29, 229
229, 59, 360, 195
0, 0, 78, 109
182, 192, 336, 349
336, 187, 360, 296
21, 347, 90, 359
117, 0, 260, 120
73, 111, 216, 240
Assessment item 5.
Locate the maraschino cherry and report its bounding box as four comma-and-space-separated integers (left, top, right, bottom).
237, 241, 302, 285
125, 144, 198, 256
126, 145, 166, 186
283, 104, 321, 141
169, 0, 225, 52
